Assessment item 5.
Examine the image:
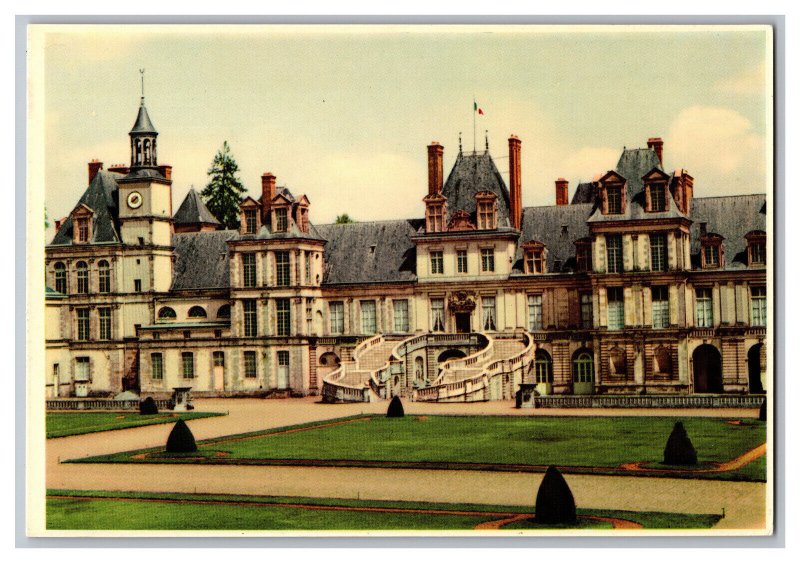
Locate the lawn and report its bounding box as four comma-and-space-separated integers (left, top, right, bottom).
46, 411, 223, 438
73, 414, 766, 481
46, 489, 721, 531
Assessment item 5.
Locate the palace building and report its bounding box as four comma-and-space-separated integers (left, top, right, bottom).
44, 96, 768, 404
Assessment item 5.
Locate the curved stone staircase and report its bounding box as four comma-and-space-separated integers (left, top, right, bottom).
321, 335, 401, 403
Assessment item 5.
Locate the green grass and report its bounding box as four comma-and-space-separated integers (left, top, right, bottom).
45, 489, 721, 531
46, 411, 224, 438
76, 414, 766, 481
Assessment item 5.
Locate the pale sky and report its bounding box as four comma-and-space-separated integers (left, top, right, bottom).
38, 25, 770, 236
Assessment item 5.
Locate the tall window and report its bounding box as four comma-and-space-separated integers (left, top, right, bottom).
573, 352, 594, 383
650, 233, 667, 272
750, 286, 767, 326
703, 244, 720, 268
75, 357, 90, 381
426, 204, 444, 232
244, 351, 257, 378
649, 184, 666, 212
431, 299, 445, 332
535, 350, 553, 383
393, 300, 409, 333
481, 248, 495, 272
76, 218, 89, 242
607, 288, 624, 330
527, 295, 543, 330
276, 298, 291, 336
213, 351, 225, 369
275, 251, 290, 287
98, 307, 112, 340
576, 242, 591, 272
54, 262, 67, 294
651, 286, 669, 329
606, 186, 622, 214
750, 240, 766, 265
606, 235, 623, 273
244, 209, 257, 234
457, 250, 468, 273
151, 353, 163, 380
242, 253, 257, 288
181, 352, 194, 379
275, 208, 288, 232
477, 199, 496, 229
482, 296, 497, 331
98, 260, 110, 293
243, 299, 258, 337
328, 301, 344, 334
134, 279, 142, 293
525, 249, 545, 274
695, 288, 713, 328
580, 292, 593, 329
360, 300, 376, 334
430, 251, 444, 275
304, 251, 312, 284
76, 308, 90, 341
76, 261, 89, 294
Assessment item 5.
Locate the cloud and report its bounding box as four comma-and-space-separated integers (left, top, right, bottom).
666, 105, 765, 194
713, 62, 766, 96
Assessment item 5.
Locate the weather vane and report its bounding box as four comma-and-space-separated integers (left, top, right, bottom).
139, 68, 145, 97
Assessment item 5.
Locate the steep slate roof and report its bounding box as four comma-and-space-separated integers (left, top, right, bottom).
173, 188, 221, 227
689, 194, 767, 270
130, 99, 157, 134
171, 230, 238, 290
49, 170, 123, 246
315, 219, 423, 285
570, 182, 595, 205
237, 187, 325, 242
512, 204, 593, 273
441, 152, 512, 227
588, 147, 687, 223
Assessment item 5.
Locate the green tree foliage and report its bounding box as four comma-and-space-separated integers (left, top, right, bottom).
335, 214, 354, 224
201, 141, 246, 229
45, 206, 50, 230
535, 465, 577, 524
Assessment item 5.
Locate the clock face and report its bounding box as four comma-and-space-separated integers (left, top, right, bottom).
127, 191, 143, 209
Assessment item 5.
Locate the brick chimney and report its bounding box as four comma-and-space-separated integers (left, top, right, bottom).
88, 160, 103, 184
157, 164, 173, 180
261, 172, 276, 225
555, 178, 569, 206
647, 137, 664, 165
427, 142, 444, 195
508, 135, 522, 230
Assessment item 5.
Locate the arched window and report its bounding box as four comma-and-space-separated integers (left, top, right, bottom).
188, 306, 207, 319
654, 346, 673, 376
216, 304, 231, 319
573, 351, 594, 383
76, 261, 89, 294
608, 347, 627, 376
535, 350, 553, 383
158, 307, 177, 321
98, 260, 110, 293
54, 262, 67, 294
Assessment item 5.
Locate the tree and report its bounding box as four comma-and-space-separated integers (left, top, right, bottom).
139, 396, 159, 415
45, 206, 50, 230
335, 213, 354, 224
535, 465, 577, 524
759, 399, 767, 422
387, 395, 405, 417
663, 421, 697, 465
166, 419, 197, 453
201, 141, 246, 229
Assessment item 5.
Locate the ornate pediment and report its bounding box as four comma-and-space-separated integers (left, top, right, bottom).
448, 290, 477, 313
447, 210, 476, 232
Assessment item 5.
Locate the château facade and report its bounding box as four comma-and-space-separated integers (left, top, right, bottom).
44, 96, 768, 403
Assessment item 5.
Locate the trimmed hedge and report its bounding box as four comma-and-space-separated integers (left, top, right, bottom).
535, 465, 577, 524
663, 421, 697, 465
387, 396, 405, 418
139, 397, 159, 415
166, 419, 197, 453
759, 400, 767, 422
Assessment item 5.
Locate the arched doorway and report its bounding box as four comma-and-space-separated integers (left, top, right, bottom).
534, 349, 553, 395
438, 349, 466, 363
572, 349, 594, 395
692, 344, 723, 393
748, 344, 764, 394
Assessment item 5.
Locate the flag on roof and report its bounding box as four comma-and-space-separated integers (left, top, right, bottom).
474, 101, 484, 115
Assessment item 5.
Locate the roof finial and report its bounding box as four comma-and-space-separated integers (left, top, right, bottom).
139, 68, 145, 100
458, 132, 462, 155
485, 130, 489, 152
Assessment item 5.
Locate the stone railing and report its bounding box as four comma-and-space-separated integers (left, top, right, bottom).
46, 398, 173, 411
528, 394, 766, 409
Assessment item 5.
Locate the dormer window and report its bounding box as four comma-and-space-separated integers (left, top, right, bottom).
700, 233, 724, 269
244, 209, 258, 234
599, 171, 627, 216
745, 231, 766, 267
574, 239, 592, 272
522, 241, 546, 274
606, 186, 622, 214
275, 207, 288, 232
71, 203, 94, 244
475, 192, 497, 230
76, 218, 89, 242
425, 199, 446, 233
647, 184, 667, 212
298, 207, 309, 233
239, 198, 261, 235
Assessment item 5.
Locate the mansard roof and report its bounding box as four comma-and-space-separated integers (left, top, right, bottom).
173, 188, 221, 227
171, 230, 238, 290
689, 194, 767, 270
570, 182, 595, 205
315, 219, 422, 285
441, 151, 512, 228
512, 203, 593, 273
49, 170, 123, 246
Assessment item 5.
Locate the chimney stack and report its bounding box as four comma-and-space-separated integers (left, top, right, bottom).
427, 142, 444, 195
555, 178, 569, 206
508, 135, 522, 230
88, 160, 103, 184
261, 172, 276, 225
157, 164, 173, 180
647, 137, 664, 165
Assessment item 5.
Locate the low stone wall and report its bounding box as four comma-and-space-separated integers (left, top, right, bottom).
46, 398, 173, 411
526, 394, 766, 409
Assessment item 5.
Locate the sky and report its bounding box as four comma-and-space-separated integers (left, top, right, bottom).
37, 25, 770, 236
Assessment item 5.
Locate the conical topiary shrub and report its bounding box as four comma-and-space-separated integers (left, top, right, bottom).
139, 396, 159, 415
166, 419, 197, 453
387, 395, 405, 418
663, 421, 697, 465
759, 400, 767, 422
535, 465, 577, 525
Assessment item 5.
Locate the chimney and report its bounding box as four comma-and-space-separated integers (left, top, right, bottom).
157, 164, 173, 180
555, 178, 569, 206
427, 142, 444, 195
54, 217, 64, 231
508, 135, 522, 230
647, 137, 664, 165
88, 160, 103, 184
261, 171, 276, 225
